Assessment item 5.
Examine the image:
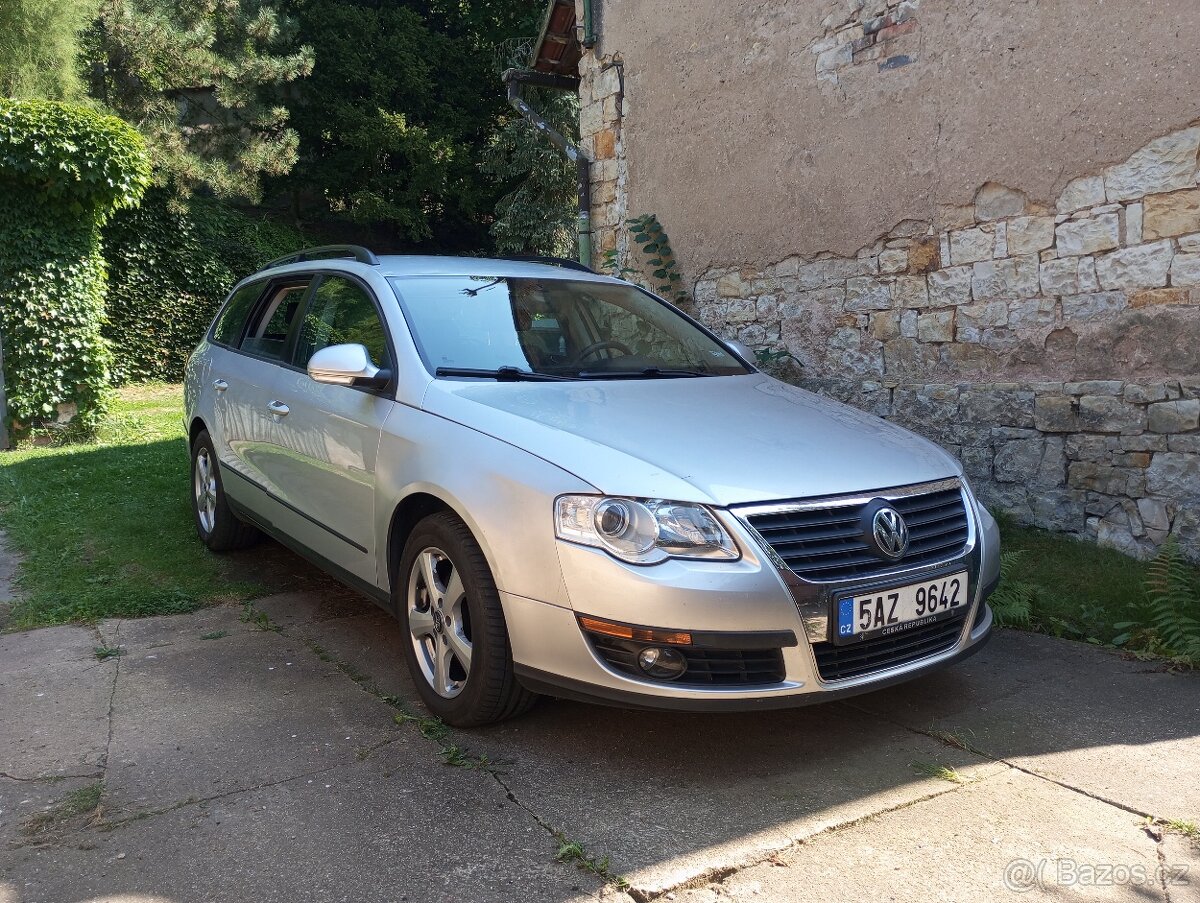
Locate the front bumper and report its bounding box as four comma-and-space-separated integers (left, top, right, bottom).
505, 478, 1000, 710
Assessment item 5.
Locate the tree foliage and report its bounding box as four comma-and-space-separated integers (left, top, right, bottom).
481, 84, 578, 257
273, 0, 545, 249
83, 0, 313, 202
0, 100, 151, 435
0, 0, 98, 101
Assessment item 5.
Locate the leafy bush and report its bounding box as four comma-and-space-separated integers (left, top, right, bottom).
103, 191, 306, 382
0, 99, 151, 436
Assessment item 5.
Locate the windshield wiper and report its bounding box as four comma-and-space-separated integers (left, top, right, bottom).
434, 366, 576, 382
575, 367, 716, 379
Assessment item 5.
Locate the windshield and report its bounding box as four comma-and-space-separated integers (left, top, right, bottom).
388, 276, 751, 379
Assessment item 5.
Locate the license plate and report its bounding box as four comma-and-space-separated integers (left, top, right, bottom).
834, 572, 969, 644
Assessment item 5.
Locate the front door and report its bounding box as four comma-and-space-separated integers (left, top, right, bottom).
258, 273, 393, 584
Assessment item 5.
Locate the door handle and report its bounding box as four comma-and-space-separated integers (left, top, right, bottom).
212, 379, 228, 392
267, 400, 290, 417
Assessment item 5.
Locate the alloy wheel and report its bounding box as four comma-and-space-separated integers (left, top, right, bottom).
407, 547, 473, 698
193, 446, 218, 534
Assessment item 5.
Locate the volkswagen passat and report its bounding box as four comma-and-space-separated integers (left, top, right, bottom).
184, 246, 998, 725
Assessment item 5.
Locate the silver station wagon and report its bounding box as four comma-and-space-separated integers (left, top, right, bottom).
184, 245, 999, 725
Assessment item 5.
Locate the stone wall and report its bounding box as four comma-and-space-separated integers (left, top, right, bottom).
688, 126, 1200, 559
802, 377, 1199, 559
573, 1, 1200, 561
574, 12, 627, 269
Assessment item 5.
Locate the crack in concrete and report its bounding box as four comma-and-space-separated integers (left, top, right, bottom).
626, 774, 1007, 902
242, 601, 628, 896
836, 698, 1162, 822
95, 619, 122, 777
0, 771, 102, 784
98, 761, 349, 834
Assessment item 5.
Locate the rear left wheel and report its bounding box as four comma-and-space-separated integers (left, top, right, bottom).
397, 512, 537, 726
190, 430, 261, 551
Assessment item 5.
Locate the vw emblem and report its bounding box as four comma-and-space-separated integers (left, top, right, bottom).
871, 506, 910, 560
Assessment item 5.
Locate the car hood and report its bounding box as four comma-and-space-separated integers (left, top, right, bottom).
422, 373, 961, 507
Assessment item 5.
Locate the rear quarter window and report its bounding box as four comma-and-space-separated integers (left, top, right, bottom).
211, 282, 265, 347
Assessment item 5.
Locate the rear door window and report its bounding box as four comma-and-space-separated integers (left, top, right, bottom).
211, 282, 266, 347
239, 281, 311, 362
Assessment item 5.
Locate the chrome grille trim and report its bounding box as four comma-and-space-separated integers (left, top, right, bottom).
733, 478, 972, 585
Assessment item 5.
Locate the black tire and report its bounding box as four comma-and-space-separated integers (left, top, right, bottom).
397, 512, 537, 726
190, 429, 261, 552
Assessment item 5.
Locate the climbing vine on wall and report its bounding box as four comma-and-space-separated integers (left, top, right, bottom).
601, 213, 689, 308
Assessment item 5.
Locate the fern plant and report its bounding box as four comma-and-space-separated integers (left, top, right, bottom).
988, 551, 1036, 627
1138, 539, 1200, 663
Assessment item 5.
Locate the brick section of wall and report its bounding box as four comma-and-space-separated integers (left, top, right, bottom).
689, 125, 1200, 560
576, 44, 626, 266
813, 0, 920, 84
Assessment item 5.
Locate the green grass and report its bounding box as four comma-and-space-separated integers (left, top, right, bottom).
21, 781, 105, 836
0, 384, 261, 629
999, 519, 1200, 658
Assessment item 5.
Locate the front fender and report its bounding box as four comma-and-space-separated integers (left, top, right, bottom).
374, 405, 595, 607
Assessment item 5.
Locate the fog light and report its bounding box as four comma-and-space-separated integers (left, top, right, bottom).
637, 646, 687, 680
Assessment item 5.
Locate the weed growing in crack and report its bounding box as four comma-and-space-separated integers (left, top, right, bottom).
1159, 818, 1198, 839
910, 761, 972, 784
553, 832, 630, 890
239, 602, 273, 631
93, 646, 122, 661
21, 781, 105, 836
199, 630, 229, 640
927, 727, 986, 757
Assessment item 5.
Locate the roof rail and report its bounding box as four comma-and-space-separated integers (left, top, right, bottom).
263, 244, 380, 269
500, 255, 596, 274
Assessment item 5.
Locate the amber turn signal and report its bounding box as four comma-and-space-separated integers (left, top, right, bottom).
578, 616, 692, 646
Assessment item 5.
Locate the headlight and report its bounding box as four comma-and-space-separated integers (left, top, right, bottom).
554, 495, 739, 564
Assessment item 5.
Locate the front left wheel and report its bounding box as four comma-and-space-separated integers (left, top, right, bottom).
397, 512, 537, 726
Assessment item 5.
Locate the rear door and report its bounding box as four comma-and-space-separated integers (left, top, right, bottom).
211, 276, 314, 511
255, 273, 394, 583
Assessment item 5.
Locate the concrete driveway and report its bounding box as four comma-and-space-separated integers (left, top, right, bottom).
1, 545, 1198, 903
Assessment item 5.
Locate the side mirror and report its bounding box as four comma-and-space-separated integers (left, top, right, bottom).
724, 338, 756, 365
307, 344, 391, 390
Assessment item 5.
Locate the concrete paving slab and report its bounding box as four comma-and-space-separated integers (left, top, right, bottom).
1, 744, 618, 903
677, 768, 1180, 903
452, 698, 1003, 897
0, 625, 97, 676
101, 607, 401, 815
0, 638, 113, 779
846, 629, 1200, 820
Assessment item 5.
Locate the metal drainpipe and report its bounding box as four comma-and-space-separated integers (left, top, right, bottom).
502, 68, 592, 267
582, 0, 597, 48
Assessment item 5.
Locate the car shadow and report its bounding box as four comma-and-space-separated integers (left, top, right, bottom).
244, 538, 1200, 893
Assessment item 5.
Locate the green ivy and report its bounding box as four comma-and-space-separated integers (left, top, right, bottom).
102, 191, 306, 383
601, 213, 691, 308
0, 100, 151, 437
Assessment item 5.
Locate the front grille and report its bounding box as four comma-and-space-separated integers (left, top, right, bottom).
811, 609, 967, 681
586, 634, 785, 686
745, 483, 969, 582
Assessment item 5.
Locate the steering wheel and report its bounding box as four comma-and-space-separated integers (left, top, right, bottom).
572, 339, 634, 363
